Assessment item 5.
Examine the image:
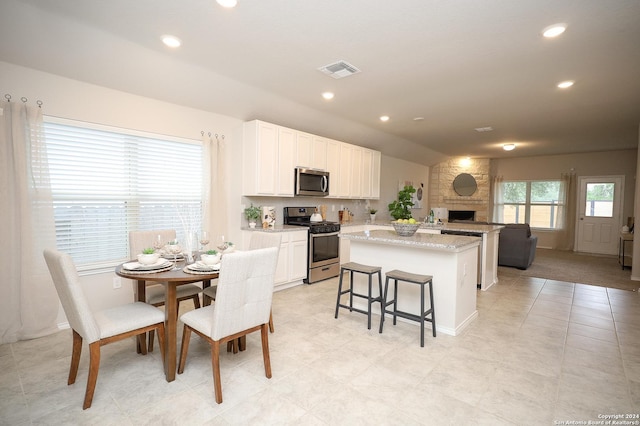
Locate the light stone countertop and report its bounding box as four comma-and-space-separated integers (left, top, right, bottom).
340, 229, 481, 252
240, 225, 307, 232
339, 221, 503, 234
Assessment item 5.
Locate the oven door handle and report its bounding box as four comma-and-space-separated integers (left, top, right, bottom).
310, 231, 340, 238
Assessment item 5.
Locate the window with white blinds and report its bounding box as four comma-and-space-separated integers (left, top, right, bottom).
44, 117, 202, 268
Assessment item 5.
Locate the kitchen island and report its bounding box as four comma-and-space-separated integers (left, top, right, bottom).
340, 229, 480, 336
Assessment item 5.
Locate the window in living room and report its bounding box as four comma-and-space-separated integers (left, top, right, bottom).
43, 117, 202, 270
497, 180, 562, 229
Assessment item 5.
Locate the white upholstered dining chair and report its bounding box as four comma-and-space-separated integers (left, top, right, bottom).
129, 230, 203, 350
177, 247, 279, 404
201, 232, 281, 336
43, 249, 166, 410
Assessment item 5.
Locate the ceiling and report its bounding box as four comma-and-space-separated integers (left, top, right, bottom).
2, 0, 640, 165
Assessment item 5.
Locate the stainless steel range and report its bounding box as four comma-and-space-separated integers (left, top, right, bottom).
284, 207, 341, 284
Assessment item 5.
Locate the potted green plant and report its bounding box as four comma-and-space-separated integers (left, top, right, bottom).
137, 247, 160, 265
244, 204, 262, 228
388, 185, 416, 220
200, 249, 220, 265
368, 208, 378, 223
388, 185, 419, 236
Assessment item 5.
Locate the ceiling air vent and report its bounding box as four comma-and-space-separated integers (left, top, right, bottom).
318, 60, 361, 79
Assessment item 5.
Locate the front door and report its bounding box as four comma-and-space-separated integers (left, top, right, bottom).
575, 176, 623, 255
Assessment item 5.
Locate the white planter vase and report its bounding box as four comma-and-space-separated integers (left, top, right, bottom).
249, 222, 256, 229
370, 214, 376, 223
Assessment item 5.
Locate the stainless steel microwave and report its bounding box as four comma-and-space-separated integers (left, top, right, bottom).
295, 168, 329, 196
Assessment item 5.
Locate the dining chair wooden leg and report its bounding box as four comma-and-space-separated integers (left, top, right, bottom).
156, 323, 166, 370
69, 330, 82, 385
268, 310, 274, 333
192, 294, 201, 309
238, 336, 247, 352
83, 342, 101, 410
260, 324, 272, 379
177, 325, 192, 374
148, 331, 155, 353
211, 340, 223, 404
137, 332, 148, 355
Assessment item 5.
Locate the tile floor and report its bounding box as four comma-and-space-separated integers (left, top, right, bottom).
1, 270, 639, 425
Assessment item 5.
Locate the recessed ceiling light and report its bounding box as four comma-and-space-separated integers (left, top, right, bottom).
474, 126, 493, 133
557, 80, 575, 89
503, 143, 516, 151
542, 24, 567, 38
380, 116, 390, 122
322, 92, 335, 100
216, 0, 237, 7
161, 35, 181, 48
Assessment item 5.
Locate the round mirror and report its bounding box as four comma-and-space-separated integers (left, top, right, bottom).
453, 173, 477, 196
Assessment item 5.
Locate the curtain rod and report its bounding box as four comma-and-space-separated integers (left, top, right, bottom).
201, 131, 225, 141
4, 94, 43, 107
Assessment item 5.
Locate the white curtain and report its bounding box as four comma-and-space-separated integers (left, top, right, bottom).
491, 175, 504, 223
556, 172, 577, 251
202, 133, 228, 246
0, 99, 58, 343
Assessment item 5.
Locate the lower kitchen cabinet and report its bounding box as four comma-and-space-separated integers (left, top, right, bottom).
242, 230, 308, 289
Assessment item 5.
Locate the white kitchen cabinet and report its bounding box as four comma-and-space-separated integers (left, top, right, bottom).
350, 145, 363, 197
243, 119, 380, 199
277, 127, 296, 196
337, 143, 352, 197
274, 233, 290, 284
289, 231, 308, 282
311, 135, 327, 170
241, 230, 308, 289
295, 131, 313, 168
243, 120, 295, 197
361, 148, 373, 198
243, 120, 277, 196
371, 150, 381, 199
326, 139, 341, 197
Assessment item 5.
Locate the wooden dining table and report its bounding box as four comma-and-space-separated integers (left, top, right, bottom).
115, 261, 219, 382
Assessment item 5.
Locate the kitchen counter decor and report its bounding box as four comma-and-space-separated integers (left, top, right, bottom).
392, 221, 420, 236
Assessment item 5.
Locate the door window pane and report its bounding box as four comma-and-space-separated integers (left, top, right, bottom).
585, 183, 614, 217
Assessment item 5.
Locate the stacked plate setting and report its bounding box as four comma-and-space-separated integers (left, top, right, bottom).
186, 260, 221, 273
122, 258, 173, 272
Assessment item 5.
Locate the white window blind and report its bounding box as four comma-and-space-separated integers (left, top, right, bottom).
44, 118, 202, 268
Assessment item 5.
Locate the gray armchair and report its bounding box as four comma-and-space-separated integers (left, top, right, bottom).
498, 224, 537, 269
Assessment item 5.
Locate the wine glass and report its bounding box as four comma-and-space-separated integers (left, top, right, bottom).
217, 235, 227, 252
166, 239, 182, 270
152, 234, 163, 252
199, 231, 210, 251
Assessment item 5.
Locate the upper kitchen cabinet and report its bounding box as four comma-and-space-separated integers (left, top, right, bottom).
242, 120, 295, 197
360, 148, 381, 199
326, 139, 341, 197
296, 132, 327, 171
337, 142, 352, 197
311, 135, 327, 170
295, 131, 313, 168
242, 119, 380, 199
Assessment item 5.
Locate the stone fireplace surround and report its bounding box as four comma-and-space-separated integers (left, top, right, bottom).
429, 158, 491, 222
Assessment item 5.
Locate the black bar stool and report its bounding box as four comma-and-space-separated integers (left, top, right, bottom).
334, 262, 383, 330
379, 269, 435, 347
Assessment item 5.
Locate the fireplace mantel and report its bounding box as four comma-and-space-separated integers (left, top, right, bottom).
443, 197, 485, 204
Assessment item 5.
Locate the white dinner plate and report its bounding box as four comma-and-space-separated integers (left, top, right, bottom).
123, 259, 173, 271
